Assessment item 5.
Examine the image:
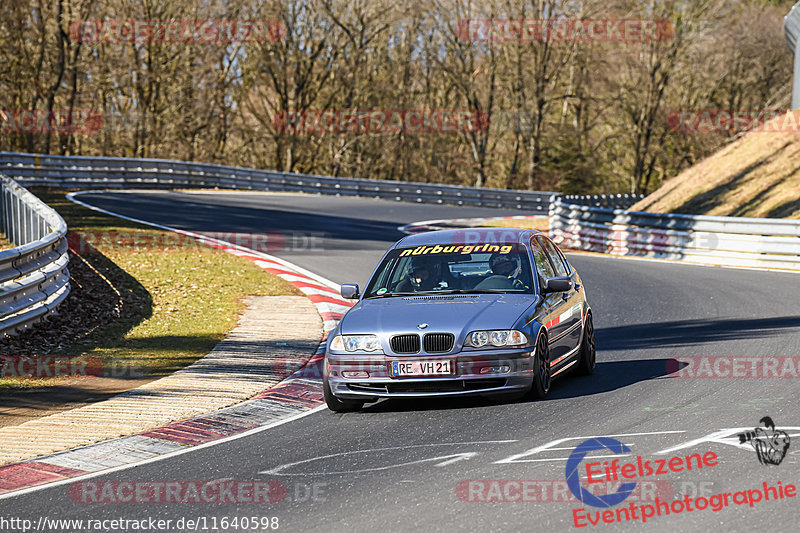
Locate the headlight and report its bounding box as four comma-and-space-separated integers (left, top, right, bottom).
330, 335, 381, 352
465, 330, 527, 348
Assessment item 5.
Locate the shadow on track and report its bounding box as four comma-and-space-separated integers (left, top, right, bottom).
596, 316, 800, 351
546, 358, 676, 399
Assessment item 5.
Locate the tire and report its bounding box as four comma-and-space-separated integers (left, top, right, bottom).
576, 312, 596, 376
530, 331, 551, 399
323, 376, 364, 412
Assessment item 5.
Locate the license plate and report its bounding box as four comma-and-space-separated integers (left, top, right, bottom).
390, 360, 454, 377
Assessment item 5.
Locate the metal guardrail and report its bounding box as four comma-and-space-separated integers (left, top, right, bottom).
0, 152, 554, 211
0, 173, 70, 337
558, 194, 644, 210
550, 196, 800, 270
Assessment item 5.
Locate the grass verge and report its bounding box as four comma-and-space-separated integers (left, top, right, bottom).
633, 116, 800, 218
0, 189, 301, 391
481, 217, 550, 232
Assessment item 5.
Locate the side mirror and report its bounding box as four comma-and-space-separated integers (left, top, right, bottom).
544, 276, 572, 293
340, 283, 360, 299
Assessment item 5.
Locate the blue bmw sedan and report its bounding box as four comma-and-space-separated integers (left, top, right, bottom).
323, 228, 595, 412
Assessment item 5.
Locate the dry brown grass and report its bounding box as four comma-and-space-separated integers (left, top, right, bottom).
481, 217, 550, 232
633, 114, 800, 219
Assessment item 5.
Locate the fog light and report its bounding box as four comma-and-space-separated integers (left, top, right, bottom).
342, 371, 370, 378
479, 365, 510, 374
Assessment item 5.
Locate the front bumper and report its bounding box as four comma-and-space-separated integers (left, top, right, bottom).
325, 348, 534, 399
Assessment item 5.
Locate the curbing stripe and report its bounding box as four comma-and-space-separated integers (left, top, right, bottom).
291, 282, 341, 294
0, 463, 87, 492
36, 436, 188, 473
273, 274, 339, 290
319, 311, 346, 322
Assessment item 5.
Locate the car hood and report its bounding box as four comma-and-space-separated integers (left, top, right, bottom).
339, 293, 538, 336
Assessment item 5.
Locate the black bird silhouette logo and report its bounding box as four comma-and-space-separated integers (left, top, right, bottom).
738, 417, 790, 466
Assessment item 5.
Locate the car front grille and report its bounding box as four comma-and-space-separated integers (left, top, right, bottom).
391, 334, 420, 354
423, 333, 455, 353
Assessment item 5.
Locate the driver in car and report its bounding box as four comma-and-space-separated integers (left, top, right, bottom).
395, 256, 442, 292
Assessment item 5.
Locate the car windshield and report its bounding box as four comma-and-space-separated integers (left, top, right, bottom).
364, 242, 534, 298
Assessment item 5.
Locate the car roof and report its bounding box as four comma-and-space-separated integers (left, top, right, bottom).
395, 228, 545, 249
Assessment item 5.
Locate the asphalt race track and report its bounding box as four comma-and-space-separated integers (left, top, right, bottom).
3, 190, 800, 532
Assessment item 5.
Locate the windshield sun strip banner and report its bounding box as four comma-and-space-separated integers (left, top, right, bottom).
398, 243, 522, 257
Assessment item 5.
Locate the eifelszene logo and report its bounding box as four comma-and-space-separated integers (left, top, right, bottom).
565, 437, 719, 508
737, 416, 790, 466
565, 437, 637, 508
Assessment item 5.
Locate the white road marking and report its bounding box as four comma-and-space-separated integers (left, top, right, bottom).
278, 452, 479, 474
260, 441, 517, 475
434, 453, 478, 466
533, 444, 633, 452
655, 427, 800, 455
494, 431, 685, 464
510, 454, 632, 463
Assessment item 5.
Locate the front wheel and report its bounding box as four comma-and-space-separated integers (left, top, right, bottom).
530, 332, 551, 399
323, 376, 364, 412
576, 312, 596, 375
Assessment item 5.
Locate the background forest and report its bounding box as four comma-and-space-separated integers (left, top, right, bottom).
0, 0, 794, 194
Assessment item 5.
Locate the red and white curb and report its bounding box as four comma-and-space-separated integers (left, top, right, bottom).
398, 214, 547, 235
0, 191, 354, 499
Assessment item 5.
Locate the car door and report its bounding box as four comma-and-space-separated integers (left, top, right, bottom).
537, 236, 583, 370
529, 237, 573, 365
